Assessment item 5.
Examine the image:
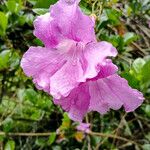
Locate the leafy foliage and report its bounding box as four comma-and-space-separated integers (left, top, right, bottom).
0, 0, 150, 149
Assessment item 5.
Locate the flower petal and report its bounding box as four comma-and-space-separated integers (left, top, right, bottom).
80, 41, 118, 81
50, 60, 84, 99
54, 73, 144, 122
89, 74, 144, 113
54, 83, 90, 122
50, 41, 118, 98
76, 123, 91, 133
21, 46, 66, 92
94, 59, 118, 80
33, 13, 62, 47
50, 0, 96, 43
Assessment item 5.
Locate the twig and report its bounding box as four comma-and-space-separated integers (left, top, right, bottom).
137, 25, 150, 39
0, 132, 53, 137
132, 42, 147, 55
111, 113, 127, 148
0, 130, 142, 148
95, 137, 108, 150
89, 132, 140, 147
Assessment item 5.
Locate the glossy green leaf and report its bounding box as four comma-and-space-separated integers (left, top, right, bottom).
0, 12, 8, 36
4, 140, 15, 150
6, 0, 22, 13
32, 8, 49, 15
0, 135, 5, 142
123, 32, 138, 45
24, 88, 38, 103
24, 13, 35, 26
48, 132, 56, 145
27, 0, 37, 5
10, 51, 20, 70
144, 105, 150, 117
141, 60, 150, 83
80, 5, 91, 15
52, 146, 62, 150
0, 50, 11, 70
31, 110, 43, 120
35, 138, 46, 147
2, 118, 14, 132
121, 72, 139, 88
105, 8, 121, 25
34, 0, 57, 8
142, 144, 150, 150
132, 58, 146, 74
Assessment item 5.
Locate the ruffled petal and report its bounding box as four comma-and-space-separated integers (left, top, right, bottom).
33, 13, 62, 48
92, 59, 118, 81
89, 74, 144, 113
50, 60, 84, 99
49, 41, 117, 98
21, 46, 66, 92
50, 0, 96, 43
54, 73, 144, 121
54, 83, 90, 122
80, 41, 118, 81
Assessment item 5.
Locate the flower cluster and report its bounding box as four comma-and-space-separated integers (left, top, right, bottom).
21, 0, 144, 122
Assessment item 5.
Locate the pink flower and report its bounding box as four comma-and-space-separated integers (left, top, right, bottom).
21, 0, 144, 122
76, 123, 91, 133
54, 60, 144, 122
21, 0, 117, 99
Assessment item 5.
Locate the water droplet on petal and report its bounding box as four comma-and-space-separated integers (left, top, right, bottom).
72, 58, 78, 66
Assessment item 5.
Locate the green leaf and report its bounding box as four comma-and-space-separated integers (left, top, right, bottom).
17, 89, 25, 102
6, 0, 22, 13
32, 8, 49, 15
60, 113, 71, 130
142, 0, 150, 6
0, 50, 11, 70
144, 105, 150, 118
80, 5, 91, 15
105, 8, 121, 25
24, 13, 35, 26
141, 60, 150, 83
145, 132, 150, 141
121, 72, 139, 88
123, 32, 138, 45
31, 110, 43, 120
90, 135, 101, 147
35, 138, 46, 147
0, 12, 8, 36
10, 51, 20, 70
27, 0, 37, 5
48, 132, 56, 145
18, 15, 26, 26
142, 144, 150, 150
4, 140, 15, 150
2, 118, 14, 132
126, 6, 132, 16
34, 0, 57, 8
6, 0, 16, 12
0, 135, 5, 142
132, 58, 146, 74
33, 38, 44, 46
24, 88, 38, 104
52, 146, 62, 150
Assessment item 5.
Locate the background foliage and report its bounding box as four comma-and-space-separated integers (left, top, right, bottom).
0, 0, 150, 149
